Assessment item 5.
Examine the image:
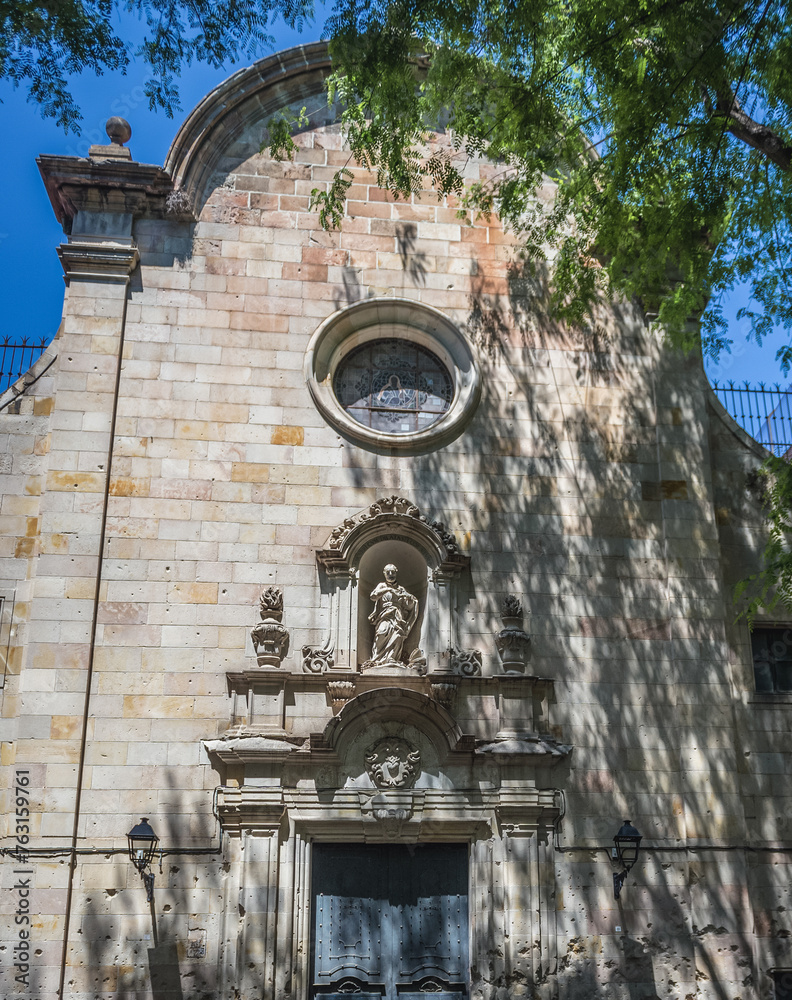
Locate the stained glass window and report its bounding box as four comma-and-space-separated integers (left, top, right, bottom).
333, 339, 454, 435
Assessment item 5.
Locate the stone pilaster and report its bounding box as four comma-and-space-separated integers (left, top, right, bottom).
22, 154, 165, 996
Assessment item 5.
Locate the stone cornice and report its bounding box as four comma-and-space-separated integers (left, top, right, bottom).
37, 155, 184, 227
214, 786, 562, 838
476, 734, 573, 764
56, 241, 140, 283
214, 786, 286, 834
223, 667, 555, 689
203, 735, 304, 764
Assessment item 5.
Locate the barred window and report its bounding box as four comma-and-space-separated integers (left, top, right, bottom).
752, 627, 792, 694
333, 339, 453, 435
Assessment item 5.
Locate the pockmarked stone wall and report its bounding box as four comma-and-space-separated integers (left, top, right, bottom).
1, 41, 790, 1000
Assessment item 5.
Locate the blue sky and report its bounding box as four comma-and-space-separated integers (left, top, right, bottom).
0, 13, 785, 388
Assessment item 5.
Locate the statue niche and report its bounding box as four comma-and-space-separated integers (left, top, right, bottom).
362, 564, 425, 673
314, 496, 471, 673
357, 540, 428, 673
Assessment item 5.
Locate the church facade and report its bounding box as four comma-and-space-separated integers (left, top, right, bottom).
1, 42, 791, 1000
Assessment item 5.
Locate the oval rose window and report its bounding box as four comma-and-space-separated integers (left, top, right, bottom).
305, 298, 480, 451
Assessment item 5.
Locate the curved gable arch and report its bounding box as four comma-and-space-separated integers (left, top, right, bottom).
164, 42, 332, 215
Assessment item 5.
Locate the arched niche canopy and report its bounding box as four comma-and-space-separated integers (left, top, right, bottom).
317, 495, 468, 579
323, 688, 463, 761
315, 497, 470, 672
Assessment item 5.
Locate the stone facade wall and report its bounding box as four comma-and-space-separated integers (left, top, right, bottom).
1, 43, 790, 1000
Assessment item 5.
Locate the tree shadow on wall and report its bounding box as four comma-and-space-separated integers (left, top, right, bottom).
135, 221, 197, 273
615, 932, 661, 1000
467, 256, 631, 366
335, 247, 752, 1000
74, 769, 224, 1000
331, 221, 427, 312
148, 942, 185, 1000
563, 930, 662, 1000
333, 265, 369, 310
396, 223, 428, 287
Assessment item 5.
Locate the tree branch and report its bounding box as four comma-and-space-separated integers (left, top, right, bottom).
715, 90, 792, 170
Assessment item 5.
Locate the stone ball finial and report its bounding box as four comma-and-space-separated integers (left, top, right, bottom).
106, 117, 132, 146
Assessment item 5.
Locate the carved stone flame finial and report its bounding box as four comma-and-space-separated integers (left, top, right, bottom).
501, 594, 522, 619
496, 593, 530, 673
251, 587, 289, 667
259, 586, 284, 620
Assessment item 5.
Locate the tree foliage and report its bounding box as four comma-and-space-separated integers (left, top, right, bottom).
738, 456, 792, 624
320, 0, 792, 362
0, 0, 314, 129
312, 0, 792, 618
6, 0, 792, 614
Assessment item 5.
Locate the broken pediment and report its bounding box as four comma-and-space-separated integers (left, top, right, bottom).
317, 495, 469, 578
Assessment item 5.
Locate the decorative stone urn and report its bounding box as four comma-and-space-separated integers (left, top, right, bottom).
251, 587, 290, 667
495, 595, 531, 673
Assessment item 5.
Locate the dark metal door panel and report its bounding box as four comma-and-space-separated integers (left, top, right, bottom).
311, 844, 468, 1000
312, 845, 386, 990
392, 844, 468, 988
397, 994, 466, 999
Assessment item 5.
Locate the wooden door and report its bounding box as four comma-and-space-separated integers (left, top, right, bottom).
311, 843, 468, 999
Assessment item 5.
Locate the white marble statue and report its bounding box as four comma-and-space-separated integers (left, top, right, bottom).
367, 564, 418, 666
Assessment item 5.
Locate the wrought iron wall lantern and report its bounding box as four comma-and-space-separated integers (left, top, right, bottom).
127, 817, 159, 902
612, 819, 642, 900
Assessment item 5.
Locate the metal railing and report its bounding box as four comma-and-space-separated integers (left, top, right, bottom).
0, 337, 50, 395
711, 381, 792, 457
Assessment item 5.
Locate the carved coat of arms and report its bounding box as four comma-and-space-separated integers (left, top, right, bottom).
364, 737, 421, 789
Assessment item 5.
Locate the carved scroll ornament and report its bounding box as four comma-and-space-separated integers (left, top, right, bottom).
449, 646, 482, 676
302, 637, 334, 673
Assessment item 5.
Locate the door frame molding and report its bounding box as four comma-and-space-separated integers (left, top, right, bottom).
215, 786, 559, 999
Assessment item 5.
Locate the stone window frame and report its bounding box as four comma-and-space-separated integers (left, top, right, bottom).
771, 968, 792, 1000
748, 621, 792, 703
304, 298, 481, 452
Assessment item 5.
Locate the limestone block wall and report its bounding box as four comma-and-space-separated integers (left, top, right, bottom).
0, 43, 789, 1000
708, 397, 792, 992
